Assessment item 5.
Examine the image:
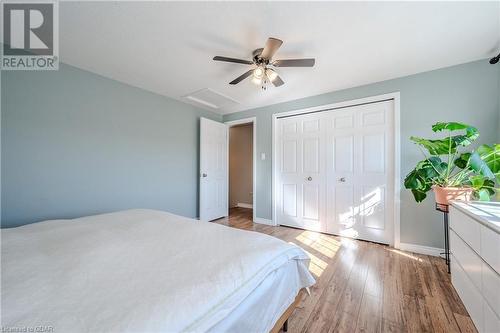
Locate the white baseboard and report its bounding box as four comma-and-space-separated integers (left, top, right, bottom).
399, 242, 443, 257
254, 217, 274, 226
236, 203, 253, 209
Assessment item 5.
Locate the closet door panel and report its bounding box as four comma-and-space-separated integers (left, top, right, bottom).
277, 113, 326, 231
326, 100, 394, 244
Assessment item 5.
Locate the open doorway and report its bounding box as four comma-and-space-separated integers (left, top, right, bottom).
226, 118, 256, 221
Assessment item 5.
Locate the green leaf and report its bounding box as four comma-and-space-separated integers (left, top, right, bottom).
405, 157, 447, 201
483, 179, 496, 196
454, 153, 470, 169
452, 133, 479, 147
411, 189, 427, 202
469, 175, 485, 189
469, 152, 495, 179
426, 156, 448, 175
432, 122, 470, 132
404, 170, 422, 189
477, 188, 491, 201
431, 122, 479, 147
410, 136, 457, 155
476, 144, 500, 179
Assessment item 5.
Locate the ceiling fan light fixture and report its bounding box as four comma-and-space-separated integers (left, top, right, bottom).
253, 66, 265, 79
251, 76, 262, 85
266, 68, 278, 82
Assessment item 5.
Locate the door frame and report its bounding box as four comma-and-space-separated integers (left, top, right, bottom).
225, 117, 258, 223
272, 92, 401, 248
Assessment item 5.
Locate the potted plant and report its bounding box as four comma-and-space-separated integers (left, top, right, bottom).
404, 122, 499, 205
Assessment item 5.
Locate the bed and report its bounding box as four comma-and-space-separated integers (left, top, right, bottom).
1, 209, 315, 332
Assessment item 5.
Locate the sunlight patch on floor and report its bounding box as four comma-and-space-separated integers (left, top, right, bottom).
389, 248, 423, 262
295, 232, 340, 259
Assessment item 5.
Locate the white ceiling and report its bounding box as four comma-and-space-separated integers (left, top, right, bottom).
58, 1, 500, 114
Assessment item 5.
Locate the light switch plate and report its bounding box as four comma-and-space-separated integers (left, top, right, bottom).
261, 153, 266, 160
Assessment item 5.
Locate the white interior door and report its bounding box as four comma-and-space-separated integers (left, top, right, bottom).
326, 101, 394, 244
199, 118, 228, 221
276, 100, 394, 244
276, 113, 326, 232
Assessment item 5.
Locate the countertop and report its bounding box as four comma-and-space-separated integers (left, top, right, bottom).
450, 201, 500, 234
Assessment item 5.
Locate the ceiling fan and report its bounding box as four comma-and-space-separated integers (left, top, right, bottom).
213, 37, 315, 89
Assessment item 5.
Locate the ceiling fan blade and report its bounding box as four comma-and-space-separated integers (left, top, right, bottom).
265, 68, 284, 87
273, 58, 315, 67
260, 37, 283, 60
272, 75, 284, 87
213, 56, 253, 65
229, 69, 254, 85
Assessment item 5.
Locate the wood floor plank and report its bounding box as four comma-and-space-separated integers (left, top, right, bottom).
215, 208, 477, 333
300, 242, 358, 333
402, 295, 434, 333
420, 256, 462, 333
355, 294, 382, 333
382, 248, 405, 326
328, 310, 358, 333
381, 319, 406, 333
454, 313, 478, 333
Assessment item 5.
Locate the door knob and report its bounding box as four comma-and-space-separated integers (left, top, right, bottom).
339, 177, 346, 182
307, 176, 313, 181
202, 173, 207, 178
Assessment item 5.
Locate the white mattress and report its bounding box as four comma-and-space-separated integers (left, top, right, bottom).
208, 258, 309, 333
1, 209, 315, 332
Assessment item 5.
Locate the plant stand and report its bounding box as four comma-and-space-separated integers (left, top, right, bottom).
436, 203, 450, 274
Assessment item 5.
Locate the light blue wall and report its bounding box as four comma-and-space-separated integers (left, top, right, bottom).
224, 59, 500, 248
2, 64, 222, 227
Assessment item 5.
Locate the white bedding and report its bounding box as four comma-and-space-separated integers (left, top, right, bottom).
209, 258, 309, 333
1, 209, 315, 332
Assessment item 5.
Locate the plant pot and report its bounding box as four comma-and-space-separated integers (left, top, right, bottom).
433, 186, 473, 206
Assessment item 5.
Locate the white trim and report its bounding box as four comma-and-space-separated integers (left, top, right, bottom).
254, 217, 274, 226
271, 114, 278, 226
394, 93, 401, 249
236, 203, 253, 209
399, 243, 443, 257
225, 117, 257, 223
272, 92, 401, 246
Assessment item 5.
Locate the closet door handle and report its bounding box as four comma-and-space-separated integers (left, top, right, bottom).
202, 173, 208, 178
339, 177, 346, 182
306, 176, 313, 181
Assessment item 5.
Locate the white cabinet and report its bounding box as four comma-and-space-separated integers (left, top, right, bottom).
450, 202, 500, 333
451, 255, 484, 332
481, 225, 500, 274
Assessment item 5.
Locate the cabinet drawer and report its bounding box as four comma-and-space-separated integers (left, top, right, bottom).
484, 298, 500, 333
450, 230, 482, 291
451, 255, 482, 333
450, 206, 481, 253
480, 225, 500, 275
482, 260, 500, 319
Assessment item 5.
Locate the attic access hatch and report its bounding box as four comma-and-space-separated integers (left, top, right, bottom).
183, 88, 238, 111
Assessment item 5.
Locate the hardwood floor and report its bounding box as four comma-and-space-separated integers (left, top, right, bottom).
215, 208, 477, 333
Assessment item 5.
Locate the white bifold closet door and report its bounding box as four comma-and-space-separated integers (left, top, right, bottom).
276, 100, 394, 245
276, 112, 327, 232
